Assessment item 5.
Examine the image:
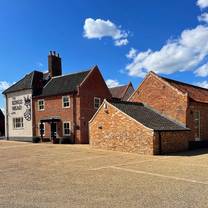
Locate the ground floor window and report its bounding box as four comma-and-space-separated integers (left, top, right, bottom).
63, 122, 71, 136
39, 123, 45, 136
13, 117, 24, 129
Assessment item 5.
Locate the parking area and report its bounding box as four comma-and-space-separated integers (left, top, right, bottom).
1, 141, 208, 208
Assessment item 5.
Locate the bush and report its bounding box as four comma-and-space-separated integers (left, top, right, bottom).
59, 137, 74, 144
32, 137, 40, 143
52, 138, 60, 144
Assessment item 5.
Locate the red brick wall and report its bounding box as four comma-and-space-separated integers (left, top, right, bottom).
154, 131, 190, 154
33, 95, 74, 140
187, 101, 208, 141
78, 67, 111, 144
89, 102, 155, 155
130, 73, 188, 124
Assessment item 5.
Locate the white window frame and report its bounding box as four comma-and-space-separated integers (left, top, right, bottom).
62, 96, 70, 108
63, 121, 71, 136
38, 99, 45, 111
39, 123, 45, 136
13, 117, 24, 129
94, 97, 101, 109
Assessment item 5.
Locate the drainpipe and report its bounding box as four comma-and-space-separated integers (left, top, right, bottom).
72, 92, 76, 143
5, 94, 9, 140
158, 131, 162, 155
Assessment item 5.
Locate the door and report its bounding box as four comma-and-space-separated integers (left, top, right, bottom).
193, 111, 200, 141
51, 122, 57, 139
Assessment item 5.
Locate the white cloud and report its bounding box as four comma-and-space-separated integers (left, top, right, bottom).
0, 81, 10, 91
194, 80, 208, 88
194, 63, 208, 77
126, 48, 137, 59
0, 107, 5, 115
36, 62, 44, 68
197, 0, 208, 9
114, 38, 128, 46
198, 13, 208, 23
125, 25, 208, 78
106, 79, 121, 88
83, 18, 128, 46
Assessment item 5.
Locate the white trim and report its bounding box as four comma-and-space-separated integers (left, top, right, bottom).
62, 96, 70, 108
94, 97, 101, 109
13, 117, 24, 130
37, 99, 45, 111
63, 121, 71, 136
79, 66, 95, 87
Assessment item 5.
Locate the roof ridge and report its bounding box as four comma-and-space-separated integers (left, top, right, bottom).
51, 69, 91, 79
109, 99, 144, 106
161, 76, 208, 92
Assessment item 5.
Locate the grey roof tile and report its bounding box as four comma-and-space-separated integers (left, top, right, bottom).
109, 100, 189, 131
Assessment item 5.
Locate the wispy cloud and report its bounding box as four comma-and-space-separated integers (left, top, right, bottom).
197, 0, 208, 9
125, 1, 208, 78
0, 81, 11, 92
194, 80, 208, 88
83, 18, 129, 46
106, 79, 121, 88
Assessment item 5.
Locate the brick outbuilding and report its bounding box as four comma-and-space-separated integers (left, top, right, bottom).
129, 71, 208, 142
89, 100, 190, 155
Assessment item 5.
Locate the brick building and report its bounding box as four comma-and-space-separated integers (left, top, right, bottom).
3, 51, 111, 143
130, 71, 208, 142
89, 100, 190, 154
0, 109, 5, 136
109, 82, 134, 101
33, 65, 111, 144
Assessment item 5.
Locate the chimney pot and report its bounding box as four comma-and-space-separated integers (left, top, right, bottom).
48, 51, 62, 77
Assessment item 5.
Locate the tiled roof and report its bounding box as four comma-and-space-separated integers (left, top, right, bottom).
161, 76, 208, 103
109, 100, 189, 131
39, 70, 91, 97
3, 71, 41, 94
110, 82, 134, 101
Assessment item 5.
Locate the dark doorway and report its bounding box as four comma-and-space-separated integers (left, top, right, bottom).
51, 122, 57, 139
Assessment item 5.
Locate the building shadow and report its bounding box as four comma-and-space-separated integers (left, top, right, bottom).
163, 148, 208, 157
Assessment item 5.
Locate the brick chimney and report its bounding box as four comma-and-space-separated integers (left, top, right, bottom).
48, 51, 62, 77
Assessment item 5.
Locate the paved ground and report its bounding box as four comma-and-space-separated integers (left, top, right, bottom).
1, 141, 208, 208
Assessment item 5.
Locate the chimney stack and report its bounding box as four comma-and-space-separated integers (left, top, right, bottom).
48, 51, 62, 77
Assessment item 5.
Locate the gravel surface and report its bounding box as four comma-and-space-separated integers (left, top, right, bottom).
0, 141, 208, 208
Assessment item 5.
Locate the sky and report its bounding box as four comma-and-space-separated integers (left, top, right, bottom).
0, 0, 208, 111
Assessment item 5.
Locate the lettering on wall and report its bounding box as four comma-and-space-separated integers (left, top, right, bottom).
12, 98, 23, 111
11, 96, 32, 121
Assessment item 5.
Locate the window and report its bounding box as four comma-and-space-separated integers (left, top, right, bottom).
194, 111, 200, 140
63, 122, 71, 136
13, 117, 24, 129
62, 96, 70, 108
94, 97, 101, 109
39, 123, 45, 136
38, 99, 45, 111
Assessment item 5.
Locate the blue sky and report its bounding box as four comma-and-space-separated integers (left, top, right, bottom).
0, 0, 208, 111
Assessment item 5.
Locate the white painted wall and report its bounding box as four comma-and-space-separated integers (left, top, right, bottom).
6, 89, 33, 138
